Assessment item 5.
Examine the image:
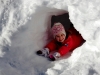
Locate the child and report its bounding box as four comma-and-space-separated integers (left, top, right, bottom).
36, 23, 85, 61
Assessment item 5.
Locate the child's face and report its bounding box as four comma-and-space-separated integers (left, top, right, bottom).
55, 33, 66, 43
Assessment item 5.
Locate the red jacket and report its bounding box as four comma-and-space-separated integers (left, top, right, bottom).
45, 28, 85, 56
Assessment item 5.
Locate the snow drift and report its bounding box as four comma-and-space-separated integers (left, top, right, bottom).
0, 0, 100, 75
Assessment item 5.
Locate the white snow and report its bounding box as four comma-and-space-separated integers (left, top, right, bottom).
0, 0, 100, 75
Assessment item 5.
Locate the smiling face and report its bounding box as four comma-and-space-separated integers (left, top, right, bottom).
55, 33, 66, 43
51, 23, 66, 42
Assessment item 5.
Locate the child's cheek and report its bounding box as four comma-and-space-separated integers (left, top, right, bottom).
55, 37, 59, 42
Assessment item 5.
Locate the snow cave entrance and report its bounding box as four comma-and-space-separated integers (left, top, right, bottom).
31, 6, 85, 58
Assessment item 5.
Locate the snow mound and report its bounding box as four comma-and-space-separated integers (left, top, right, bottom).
46, 0, 100, 75
0, 0, 100, 75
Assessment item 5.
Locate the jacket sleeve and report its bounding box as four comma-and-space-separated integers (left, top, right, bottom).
58, 38, 73, 56
45, 40, 57, 52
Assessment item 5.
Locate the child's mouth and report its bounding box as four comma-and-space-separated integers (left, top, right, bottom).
59, 39, 64, 42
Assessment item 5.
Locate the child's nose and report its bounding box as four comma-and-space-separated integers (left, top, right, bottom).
59, 36, 62, 40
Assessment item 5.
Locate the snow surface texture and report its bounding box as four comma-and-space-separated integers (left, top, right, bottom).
0, 0, 100, 75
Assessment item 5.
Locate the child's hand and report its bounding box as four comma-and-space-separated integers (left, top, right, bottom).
36, 48, 49, 57
49, 55, 56, 61
49, 52, 61, 61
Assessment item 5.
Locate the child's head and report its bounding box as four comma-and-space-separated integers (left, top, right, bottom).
51, 22, 66, 43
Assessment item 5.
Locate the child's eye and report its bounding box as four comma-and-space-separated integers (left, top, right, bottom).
61, 34, 64, 36
57, 36, 59, 38
56, 35, 59, 38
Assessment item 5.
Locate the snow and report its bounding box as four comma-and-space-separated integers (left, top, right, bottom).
0, 0, 100, 75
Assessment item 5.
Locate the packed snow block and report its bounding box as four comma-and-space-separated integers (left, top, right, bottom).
51, 13, 73, 32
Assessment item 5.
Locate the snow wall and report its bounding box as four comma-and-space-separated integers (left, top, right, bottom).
0, 0, 100, 75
